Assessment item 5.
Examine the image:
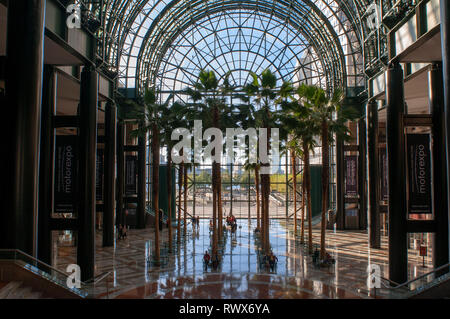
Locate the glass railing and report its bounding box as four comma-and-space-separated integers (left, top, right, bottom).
0, 249, 113, 299
360, 263, 450, 299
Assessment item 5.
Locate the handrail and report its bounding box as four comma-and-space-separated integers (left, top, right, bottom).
84, 271, 112, 285
0, 248, 88, 297
0, 249, 74, 282
83, 271, 113, 299
0, 249, 113, 298
381, 262, 450, 291
379, 276, 402, 287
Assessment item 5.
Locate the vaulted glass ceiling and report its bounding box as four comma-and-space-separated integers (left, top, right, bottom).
82, 0, 376, 96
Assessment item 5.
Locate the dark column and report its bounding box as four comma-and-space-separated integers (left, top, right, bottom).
116, 121, 125, 226
102, 102, 116, 246
358, 118, 367, 230
2, 0, 46, 255
137, 132, 147, 229
336, 137, 345, 230
386, 62, 407, 284
367, 100, 381, 248
440, 0, 450, 264
38, 65, 57, 264
77, 66, 98, 282
429, 63, 449, 275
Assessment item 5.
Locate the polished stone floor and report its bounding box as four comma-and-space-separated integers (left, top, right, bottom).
54, 219, 433, 299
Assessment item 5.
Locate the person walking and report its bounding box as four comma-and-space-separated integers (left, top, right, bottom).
203, 250, 211, 270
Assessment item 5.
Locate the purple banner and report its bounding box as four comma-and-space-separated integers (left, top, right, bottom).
96, 149, 104, 201
407, 134, 432, 214
380, 147, 388, 201
54, 135, 78, 213
345, 155, 358, 197
125, 155, 138, 196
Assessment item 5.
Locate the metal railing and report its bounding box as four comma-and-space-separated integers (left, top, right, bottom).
0, 249, 113, 299
83, 270, 113, 299
363, 262, 450, 298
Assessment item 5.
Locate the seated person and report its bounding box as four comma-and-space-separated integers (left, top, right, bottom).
118, 224, 123, 240
263, 254, 270, 269
324, 252, 335, 265
158, 209, 164, 231
269, 251, 278, 271
211, 253, 220, 269
312, 248, 320, 265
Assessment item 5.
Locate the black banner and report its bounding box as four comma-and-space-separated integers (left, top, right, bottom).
344, 155, 358, 197
96, 149, 104, 201
54, 135, 78, 213
125, 155, 138, 195
380, 147, 389, 201
407, 134, 432, 214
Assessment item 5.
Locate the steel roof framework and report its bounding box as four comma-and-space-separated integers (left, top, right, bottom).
81, 0, 372, 95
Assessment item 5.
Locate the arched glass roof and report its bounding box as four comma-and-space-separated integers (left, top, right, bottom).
83, 0, 373, 96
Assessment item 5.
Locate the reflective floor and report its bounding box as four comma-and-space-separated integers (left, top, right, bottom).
55, 219, 433, 299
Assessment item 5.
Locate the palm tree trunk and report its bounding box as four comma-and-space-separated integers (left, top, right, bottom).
255, 165, 260, 230
152, 124, 160, 263
320, 120, 329, 259
262, 124, 271, 253
212, 105, 220, 256
262, 173, 270, 253
183, 163, 188, 235
167, 153, 173, 252
304, 147, 313, 253
300, 142, 307, 244
212, 162, 218, 256
260, 171, 265, 248
300, 163, 306, 244
291, 148, 297, 236
177, 164, 182, 243
218, 165, 223, 237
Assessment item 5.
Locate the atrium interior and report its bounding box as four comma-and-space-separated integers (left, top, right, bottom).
0, 0, 450, 300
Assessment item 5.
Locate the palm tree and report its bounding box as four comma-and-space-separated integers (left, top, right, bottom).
160, 101, 186, 252
235, 93, 261, 230
242, 69, 279, 254
243, 162, 261, 229
277, 91, 318, 251
177, 162, 183, 243
297, 84, 357, 259
132, 88, 173, 264
275, 82, 301, 235
183, 69, 233, 258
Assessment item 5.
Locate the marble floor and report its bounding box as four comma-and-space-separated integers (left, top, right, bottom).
54, 219, 434, 299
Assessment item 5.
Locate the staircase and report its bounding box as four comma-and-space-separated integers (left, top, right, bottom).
360, 263, 450, 299
0, 249, 114, 299
0, 281, 47, 299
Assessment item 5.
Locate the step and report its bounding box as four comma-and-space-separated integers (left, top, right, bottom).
5, 286, 32, 299
0, 281, 45, 299
0, 281, 23, 298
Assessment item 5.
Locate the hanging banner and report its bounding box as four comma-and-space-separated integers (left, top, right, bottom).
344, 155, 358, 197
125, 155, 138, 195
96, 149, 104, 201
54, 135, 78, 213
407, 134, 432, 215
380, 147, 389, 201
